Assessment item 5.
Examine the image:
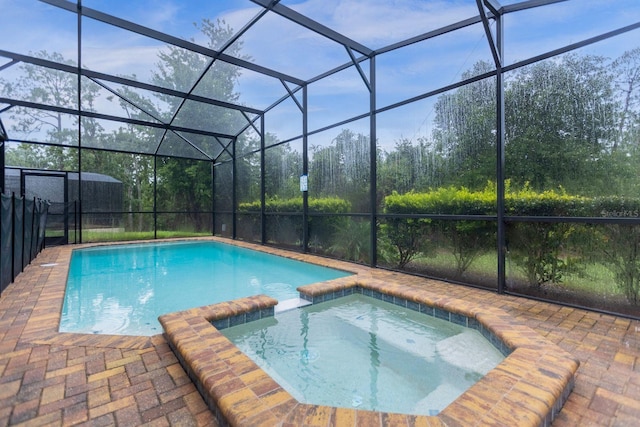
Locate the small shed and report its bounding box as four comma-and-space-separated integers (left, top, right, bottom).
3, 168, 123, 219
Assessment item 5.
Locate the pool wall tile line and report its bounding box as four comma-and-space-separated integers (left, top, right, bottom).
161, 274, 579, 427
211, 305, 275, 331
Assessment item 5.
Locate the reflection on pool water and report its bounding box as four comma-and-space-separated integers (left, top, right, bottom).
222, 294, 505, 415
60, 241, 350, 335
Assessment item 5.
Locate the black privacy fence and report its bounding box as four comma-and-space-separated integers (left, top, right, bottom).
0, 193, 49, 297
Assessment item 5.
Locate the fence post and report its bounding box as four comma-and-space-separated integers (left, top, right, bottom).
21, 195, 26, 271
11, 192, 15, 282
30, 197, 37, 261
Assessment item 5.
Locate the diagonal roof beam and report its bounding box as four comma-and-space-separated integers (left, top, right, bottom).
234, 79, 304, 139
41, 0, 306, 86
250, 0, 373, 57
483, 0, 503, 16
89, 77, 165, 125
279, 80, 303, 113
376, 0, 568, 58
241, 111, 261, 136
89, 78, 225, 160
376, 15, 483, 54
345, 46, 371, 92
476, 0, 501, 67
0, 59, 18, 73
0, 50, 263, 116
0, 97, 238, 141
164, 0, 273, 153
300, 12, 482, 87
158, 129, 216, 160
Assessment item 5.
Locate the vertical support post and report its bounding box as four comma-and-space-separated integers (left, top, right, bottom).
63, 173, 69, 244
211, 161, 215, 236
0, 140, 4, 194
369, 56, 377, 267
11, 192, 15, 281
77, 0, 83, 244
153, 156, 157, 239
302, 85, 309, 252
21, 195, 25, 271
30, 197, 36, 261
495, 14, 506, 294
232, 137, 237, 240
477, 0, 506, 293
260, 114, 266, 244
73, 199, 77, 244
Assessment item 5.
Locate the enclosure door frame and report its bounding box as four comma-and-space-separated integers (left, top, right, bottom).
20, 170, 69, 246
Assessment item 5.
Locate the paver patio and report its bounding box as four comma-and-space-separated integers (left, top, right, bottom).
0, 240, 639, 426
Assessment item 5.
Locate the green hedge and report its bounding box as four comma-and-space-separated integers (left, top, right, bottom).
237, 197, 351, 247
238, 196, 351, 214
382, 185, 640, 303
383, 186, 495, 215
382, 186, 497, 270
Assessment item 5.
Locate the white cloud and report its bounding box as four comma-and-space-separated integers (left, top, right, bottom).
142, 1, 181, 30
290, 0, 478, 49
82, 44, 168, 81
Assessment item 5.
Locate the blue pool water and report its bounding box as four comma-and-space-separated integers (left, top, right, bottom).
60, 241, 350, 336
222, 294, 505, 415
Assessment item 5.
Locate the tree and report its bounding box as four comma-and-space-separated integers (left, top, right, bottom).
309, 129, 370, 211
1, 51, 102, 170
264, 138, 301, 199
505, 54, 618, 195
150, 19, 249, 229
431, 61, 497, 189
612, 47, 640, 150
377, 137, 444, 197
608, 48, 640, 199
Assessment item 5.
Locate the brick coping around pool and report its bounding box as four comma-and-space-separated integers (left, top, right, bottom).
159, 260, 580, 427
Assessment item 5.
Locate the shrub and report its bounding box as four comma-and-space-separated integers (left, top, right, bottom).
237, 196, 351, 247
382, 187, 495, 271
590, 197, 640, 305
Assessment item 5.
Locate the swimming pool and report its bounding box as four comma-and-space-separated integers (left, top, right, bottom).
59, 240, 350, 335
222, 294, 505, 415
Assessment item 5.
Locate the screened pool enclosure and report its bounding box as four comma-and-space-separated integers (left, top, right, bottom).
1, 0, 640, 318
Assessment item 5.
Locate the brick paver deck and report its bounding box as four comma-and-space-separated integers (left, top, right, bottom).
1, 239, 639, 426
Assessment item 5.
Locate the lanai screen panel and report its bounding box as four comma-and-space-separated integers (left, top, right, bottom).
81, 0, 244, 51
2, 108, 79, 147
229, 67, 292, 111
81, 18, 210, 93
504, 0, 640, 65
225, 7, 355, 82
280, 0, 479, 50
0, 2, 77, 62
307, 118, 371, 214
82, 78, 179, 124
307, 62, 371, 133
375, 22, 494, 109
264, 94, 303, 145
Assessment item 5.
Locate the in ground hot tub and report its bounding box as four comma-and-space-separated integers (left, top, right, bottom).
220, 293, 506, 416
160, 277, 579, 426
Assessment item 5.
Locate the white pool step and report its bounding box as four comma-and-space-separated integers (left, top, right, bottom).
275, 297, 312, 313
